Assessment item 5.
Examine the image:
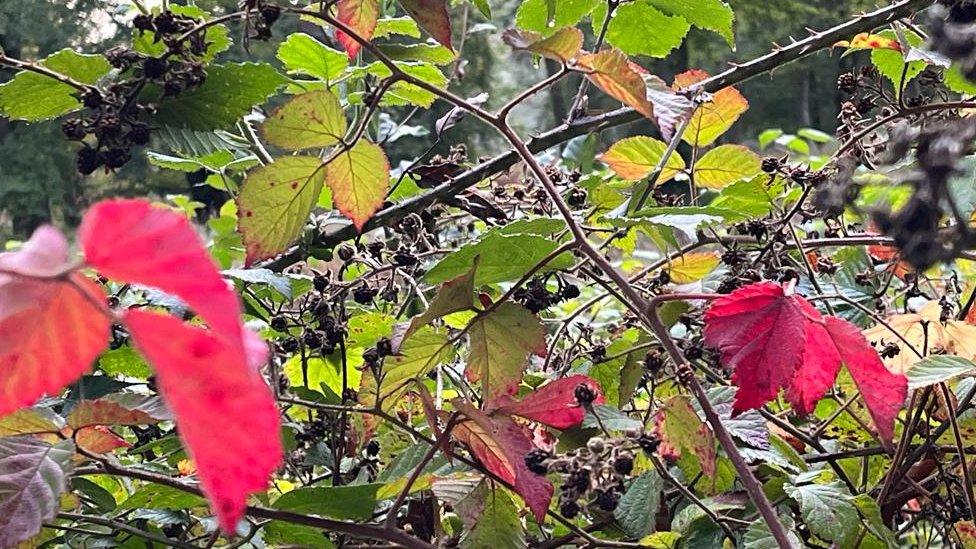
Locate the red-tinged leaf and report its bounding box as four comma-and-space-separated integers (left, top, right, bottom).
820, 317, 906, 442
336, 0, 380, 58
453, 400, 553, 523
325, 140, 391, 231
576, 48, 654, 120
79, 199, 242, 345
672, 69, 748, 147
67, 395, 170, 430
660, 395, 716, 480
703, 282, 806, 412
502, 27, 583, 62
398, 0, 453, 52
124, 309, 282, 533
493, 375, 604, 430
0, 226, 110, 417
74, 425, 131, 454
834, 32, 902, 53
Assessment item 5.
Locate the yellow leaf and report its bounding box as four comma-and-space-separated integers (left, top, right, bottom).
673, 69, 748, 147
693, 144, 761, 190
667, 252, 720, 284
863, 301, 976, 375
261, 89, 347, 150
834, 32, 902, 53
325, 140, 390, 230
599, 136, 685, 181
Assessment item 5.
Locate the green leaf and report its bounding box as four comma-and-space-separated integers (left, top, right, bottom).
262, 90, 347, 150
359, 327, 452, 410
871, 30, 926, 94
600, 1, 690, 58
460, 487, 525, 549
946, 65, 976, 95
742, 515, 803, 548
758, 129, 783, 149
614, 471, 663, 538
797, 127, 833, 143
265, 521, 334, 547
467, 302, 546, 400
661, 395, 715, 480
582, 405, 643, 431
325, 139, 391, 230
374, 17, 422, 38
377, 43, 457, 65
277, 33, 349, 82
639, 531, 682, 548
515, 0, 599, 35
237, 156, 326, 264
906, 355, 976, 390
0, 437, 74, 547
693, 144, 761, 190
646, 0, 733, 46
119, 483, 208, 511
404, 260, 478, 341
784, 481, 859, 544
708, 175, 782, 221
426, 232, 574, 286
366, 61, 448, 107
273, 484, 382, 521
155, 63, 287, 130
0, 49, 110, 121
97, 346, 152, 378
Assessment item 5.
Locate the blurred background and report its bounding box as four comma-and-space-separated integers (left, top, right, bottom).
0, 0, 880, 241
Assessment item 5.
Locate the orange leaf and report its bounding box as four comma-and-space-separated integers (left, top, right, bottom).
0, 226, 109, 417
577, 48, 654, 120
834, 32, 902, 53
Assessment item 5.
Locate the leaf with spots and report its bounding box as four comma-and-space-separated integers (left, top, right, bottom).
261, 90, 347, 150
0, 226, 110, 418
124, 309, 282, 533
237, 156, 327, 264
660, 395, 716, 480
325, 140, 391, 230
466, 302, 547, 400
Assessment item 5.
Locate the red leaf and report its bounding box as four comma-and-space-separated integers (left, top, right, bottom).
493, 375, 604, 430
74, 425, 131, 454
336, 0, 379, 58
703, 282, 806, 412
452, 400, 553, 523
124, 309, 282, 532
79, 199, 242, 345
397, 0, 453, 51
820, 317, 906, 442
703, 281, 907, 441
0, 226, 109, 417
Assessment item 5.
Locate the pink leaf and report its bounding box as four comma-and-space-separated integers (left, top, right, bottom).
494, 375, 604, 430
0, 226, 109, 417
79, 199, 242, 345
703, 282, 806, 412
124, 309, 282, 532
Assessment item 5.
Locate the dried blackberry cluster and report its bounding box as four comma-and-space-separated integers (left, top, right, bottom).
929, 1, 976, 81
64, 6, 283, 175
873, 117, 976, 269
525, 431, 658, 518
513, 275, 580, 313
